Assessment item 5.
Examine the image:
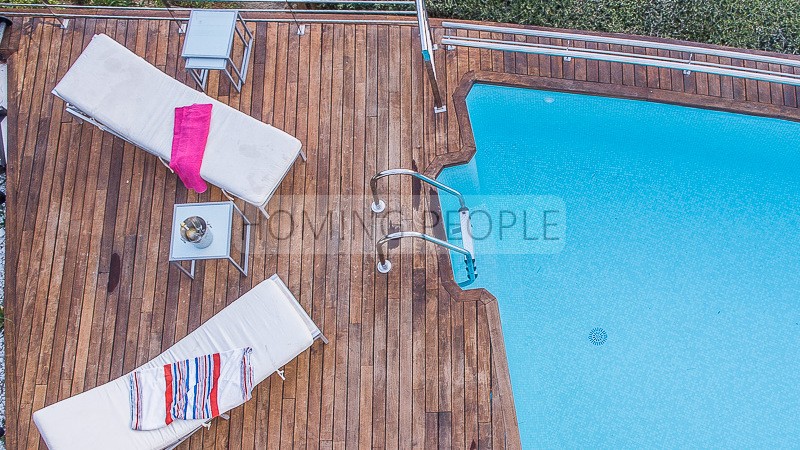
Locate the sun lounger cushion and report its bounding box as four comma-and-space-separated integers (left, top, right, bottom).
51, 33, 302, 206
33, 275, 317, 450
129, 347, 254, 431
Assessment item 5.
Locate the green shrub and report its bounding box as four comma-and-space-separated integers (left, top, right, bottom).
428, 0, 800, 54
5, 0, 800, 53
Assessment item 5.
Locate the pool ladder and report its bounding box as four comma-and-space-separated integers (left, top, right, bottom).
370, 169, 477, 287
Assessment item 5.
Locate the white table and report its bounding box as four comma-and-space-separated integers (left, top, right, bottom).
169, 201, 251, 279
181, 10, 253, 92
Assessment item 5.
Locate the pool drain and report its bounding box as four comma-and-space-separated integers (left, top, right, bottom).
589, 327, 607, 346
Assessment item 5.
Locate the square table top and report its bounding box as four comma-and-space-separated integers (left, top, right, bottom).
181, 9, 239, 59
170, 201, 234, 261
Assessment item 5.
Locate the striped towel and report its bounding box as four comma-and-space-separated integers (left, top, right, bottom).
129, 347, 254, 431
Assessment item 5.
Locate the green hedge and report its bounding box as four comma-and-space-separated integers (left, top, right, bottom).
8, 0, 800, 54
427, 0, 800, 54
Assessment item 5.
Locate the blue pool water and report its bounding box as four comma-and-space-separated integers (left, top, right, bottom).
437, 84, 800, 448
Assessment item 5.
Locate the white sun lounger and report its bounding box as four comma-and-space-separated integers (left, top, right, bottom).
51, 33, 304, 219
32, 274, 326, 450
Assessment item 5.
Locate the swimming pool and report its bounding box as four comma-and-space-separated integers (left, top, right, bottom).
437, 84, 800, 448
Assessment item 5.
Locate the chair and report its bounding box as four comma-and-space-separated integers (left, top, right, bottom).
52, 33, 304, 220
33, 274, 326, 450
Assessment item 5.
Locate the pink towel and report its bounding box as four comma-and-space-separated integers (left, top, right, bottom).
170, 103, 212, 193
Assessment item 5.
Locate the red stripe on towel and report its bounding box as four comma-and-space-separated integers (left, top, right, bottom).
210, 352, 221, 418
164, 364, 174, 426
132, 372, 140, 430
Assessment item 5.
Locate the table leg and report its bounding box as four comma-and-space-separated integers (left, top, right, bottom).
228, 256, 247, 277
189, 68, 208, 92
229, 202, 252, 276
173, 260, 196, 279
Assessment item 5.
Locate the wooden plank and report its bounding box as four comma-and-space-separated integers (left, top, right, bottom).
286, 18, 314, 450
479, 31, 493, 72
370, 23, 389, 450
573, 41, 587, 82
621, 46, 634, 86
424, 412, 438, 448
781, 65, 797, 107
682, 52, 697, 94
669, 51, 685, 92
12, 16, 55, 397
40, 119, 83, 396
585, 42, 599, 82
277, 26, 301, 448
499, 32, 514, 73
38, 20, 82, 406
706, 55, 722, 97
4, 26, 28, 420
60, 17, 105, 391
532, 37, 548, 77
449, 286, 466, 449
357, 23, 378, 450
305, 21, 334, 449
514, 34, 528, 75
383, 23, 402, 450
15, 20, 54, 231
719, 57, 735, 99
16, 22, 64, 446
397, 24, 415, 450
644, 47, 659, 89
463, 300, 478, 447
731, 58, 747, 101
322, 22, 346, 447
656, 49, 672, 91
694, 54, 709, 96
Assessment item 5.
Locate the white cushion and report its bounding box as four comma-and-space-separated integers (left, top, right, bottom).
32, 276, 316, 450
52, 34, 302, 206
199, 101, 301, 205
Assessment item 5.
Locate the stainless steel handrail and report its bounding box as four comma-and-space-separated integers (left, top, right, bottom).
449, 35, 800, 81
441, 37, 800, 87
414, 0, 444, 111
442, 21, 800, 69
376, 231, 477, 286
0, 1, 415, 9
371, 168, 477, 286
370, 168, 467, 213
0, 5, 415, 15
0, 11, 416, 24
0, 2, 419, 25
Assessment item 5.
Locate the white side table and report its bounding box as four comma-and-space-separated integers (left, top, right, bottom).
181, 9, 253, 92
169, 201, 251, 279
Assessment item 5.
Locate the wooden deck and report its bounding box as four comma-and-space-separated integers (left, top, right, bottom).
4, 11, 800, 450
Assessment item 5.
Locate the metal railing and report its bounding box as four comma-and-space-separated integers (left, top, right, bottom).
370, 168, 467, 212
371, 168, 476, 286
0, 1, 417, 14
376, 231, 476, 287
0, 2, 417, 24
415, 0, 444, 112
442, 21, 800, 87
